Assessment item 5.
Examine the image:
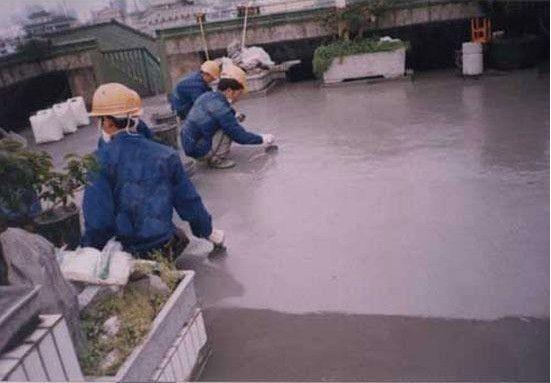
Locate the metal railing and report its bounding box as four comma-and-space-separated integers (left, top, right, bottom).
101, 47, 163, 96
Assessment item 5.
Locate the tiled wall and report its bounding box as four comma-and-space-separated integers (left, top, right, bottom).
0, 315, 83, 382
153, 309, 208, 382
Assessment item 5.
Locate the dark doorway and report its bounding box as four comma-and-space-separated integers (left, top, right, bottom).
0, 71, 72, 131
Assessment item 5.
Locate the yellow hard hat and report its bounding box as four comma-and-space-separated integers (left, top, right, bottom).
200, 60, 220, 79
220, 64, 248, 93
89, 83, 141, 117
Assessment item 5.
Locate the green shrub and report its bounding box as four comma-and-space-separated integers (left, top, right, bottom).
312, 38, 408, 77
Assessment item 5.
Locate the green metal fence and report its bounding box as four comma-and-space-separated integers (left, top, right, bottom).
101, 47, 163, 96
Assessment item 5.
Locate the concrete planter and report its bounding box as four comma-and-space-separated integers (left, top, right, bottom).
323, 48, 406, 84
114, 270, 209, 382
0, 314, 84, 381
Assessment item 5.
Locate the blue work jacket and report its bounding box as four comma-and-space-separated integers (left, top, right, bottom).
81, 132, 212, 253
181, 91, 263, 159
171, 71, 211, 118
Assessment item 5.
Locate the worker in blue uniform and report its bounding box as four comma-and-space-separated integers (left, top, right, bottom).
81, 83, 225, 257
171, 60, 220, 120
181, 64, 275, 169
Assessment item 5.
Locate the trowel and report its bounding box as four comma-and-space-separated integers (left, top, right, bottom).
265, 144, 279, 153
208, 243, 227, 258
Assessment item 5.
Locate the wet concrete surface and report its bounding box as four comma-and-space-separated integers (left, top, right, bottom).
23, 70, 549, 380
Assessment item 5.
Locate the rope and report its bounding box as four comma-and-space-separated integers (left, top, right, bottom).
196, 13, 210, 60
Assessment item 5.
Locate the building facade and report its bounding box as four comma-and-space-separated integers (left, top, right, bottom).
23, 8, 79, 37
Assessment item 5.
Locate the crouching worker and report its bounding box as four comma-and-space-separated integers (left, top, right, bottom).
181, 65, 275, 169
81, 83, 225, 258
171, 60, 220, 120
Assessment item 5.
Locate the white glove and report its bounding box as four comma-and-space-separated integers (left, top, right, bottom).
261, 134, 275, 146
208, 228, 225, 246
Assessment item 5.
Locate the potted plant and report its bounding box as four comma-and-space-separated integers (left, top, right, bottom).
313, 0, 408, 84
0, 139, 47, 230
0, 138, 97, 249
33, 153, 98, 250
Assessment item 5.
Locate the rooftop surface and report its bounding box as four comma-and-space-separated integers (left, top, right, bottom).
25, 69, 550, 380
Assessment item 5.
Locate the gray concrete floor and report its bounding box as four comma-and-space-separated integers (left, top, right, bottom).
25, 69, 549, 380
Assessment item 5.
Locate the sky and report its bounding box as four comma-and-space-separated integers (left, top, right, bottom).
0, 0, 307, 38
0, 0, 109, 23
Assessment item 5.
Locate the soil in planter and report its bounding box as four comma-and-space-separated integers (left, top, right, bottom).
34, 204, 81, 250
79, 252, 181, 376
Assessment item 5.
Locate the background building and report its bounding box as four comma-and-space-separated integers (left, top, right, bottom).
92, 0, 128, 24
23, 6, 79, 37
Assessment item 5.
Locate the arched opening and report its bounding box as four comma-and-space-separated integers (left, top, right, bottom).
0, 71, 72, 131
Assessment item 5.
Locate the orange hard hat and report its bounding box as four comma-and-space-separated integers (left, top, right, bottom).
201, 60, 221, 79
220, 64, 248, 93
89, 83, 142, 117
127, 89, 143, 117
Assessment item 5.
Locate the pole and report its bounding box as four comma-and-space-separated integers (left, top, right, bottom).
241, 2, 250, 49
196, 13, 210, 60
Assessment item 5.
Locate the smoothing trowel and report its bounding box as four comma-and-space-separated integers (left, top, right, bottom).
208, 243, 227, 258
265, 144, 278, 153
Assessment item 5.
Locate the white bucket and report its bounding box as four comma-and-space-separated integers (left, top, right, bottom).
53, 102, 78, 134
29, 109, 64, 144
462, 53, 483, 76
68, 97, 90, 126
462, 42, 483, 54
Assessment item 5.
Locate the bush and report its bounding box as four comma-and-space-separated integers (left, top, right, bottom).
0, 141, 98, 224
312, 38, 409, 77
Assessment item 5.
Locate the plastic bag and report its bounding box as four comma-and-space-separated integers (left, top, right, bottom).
68, 97, 90, 126
53, 102, 78, 134
225, 40, 275, 73
57, 239, 132, 286
29, 109, 64, 144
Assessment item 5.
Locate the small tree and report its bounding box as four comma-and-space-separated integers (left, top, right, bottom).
0, 139, 50, 225
320, 0, 393, 41
39, 153, 99, 215
0, 139, 98, 224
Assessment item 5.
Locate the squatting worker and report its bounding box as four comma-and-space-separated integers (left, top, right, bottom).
171, 60, 220, 120
181, 64, 275, 169
98, 86, 153, 148
81, 82, 225, 257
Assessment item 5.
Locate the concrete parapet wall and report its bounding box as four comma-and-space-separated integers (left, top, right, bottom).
158, 1, 481, 91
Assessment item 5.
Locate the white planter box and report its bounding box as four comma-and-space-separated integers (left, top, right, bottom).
323, 48, 406, 84
0, 315, 84, 382
151, 309, 209, 382
1, 272, 207, 382
114, 270, 208, 382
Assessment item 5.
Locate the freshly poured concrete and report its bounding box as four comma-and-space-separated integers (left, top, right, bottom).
25, 70, 549, 380
181, 70, 549, 380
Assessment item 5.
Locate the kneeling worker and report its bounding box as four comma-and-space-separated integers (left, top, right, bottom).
81, 83, 224, 257
181, 65, 275, 169
171, 60, 220, 120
